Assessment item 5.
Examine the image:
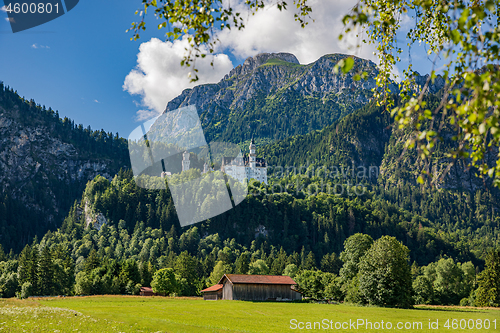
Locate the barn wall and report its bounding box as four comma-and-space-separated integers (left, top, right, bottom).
223, 280, 233, 300
204, 292, 218, 300
291, 290, 302, 301
203, 289, 223, 300
232, 284, 300, 301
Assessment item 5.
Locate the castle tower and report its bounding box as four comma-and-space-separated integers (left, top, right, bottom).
249, 137, 256, 169
182, 151, 190, 172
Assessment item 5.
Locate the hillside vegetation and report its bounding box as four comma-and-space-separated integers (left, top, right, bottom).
0, 53, 499, 308
0, 83, 130, 251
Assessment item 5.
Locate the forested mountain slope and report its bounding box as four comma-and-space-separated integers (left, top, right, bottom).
261, 102, 392, 170
54, 171, 488, 268
0, 83, 130, 251
258, 100, 500, 261
0, 51, 495, 259
0, 53, 446, 252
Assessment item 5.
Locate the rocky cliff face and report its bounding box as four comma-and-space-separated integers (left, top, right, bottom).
0, 101, 126, 247
166, 53, 379, 116
378, 127, 494, 192
0, 113, 113, 188
164, 52, 444, 144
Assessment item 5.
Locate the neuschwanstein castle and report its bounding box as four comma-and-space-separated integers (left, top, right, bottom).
221, 138, 268, 184
173, 139, 268, 184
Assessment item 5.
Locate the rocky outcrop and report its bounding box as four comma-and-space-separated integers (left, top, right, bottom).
84, 200, 107, 230
0, 105, 121, 227
165, 53, 381, 114
164, 52, 444, 143
378, 127, 494, 192
165, 53, 446, 112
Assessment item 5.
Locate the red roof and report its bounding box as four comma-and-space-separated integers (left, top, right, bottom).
200, 284, 223, 292
218, 274, 297, 285
140, 287, 153, 292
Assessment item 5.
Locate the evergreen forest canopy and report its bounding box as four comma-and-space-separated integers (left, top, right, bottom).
0, 162, 498, 307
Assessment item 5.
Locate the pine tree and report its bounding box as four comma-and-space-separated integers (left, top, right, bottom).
141, 261, 154, 287
303, 251, 316, 270
270, 247, 287, 275
38, 246, 55, 295
60, 248, 75, 295
120, 259, 141, 286
300, 246, 306, 268
0, 244, 7, 262
287, 252, 300, 267
475, 247, 500, 307
18, 244, 40, 294
84, 249, 101, 273
235, 253, 250, 274
17, 245, 32, 285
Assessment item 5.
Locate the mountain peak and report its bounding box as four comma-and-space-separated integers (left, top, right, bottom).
226, 52, 300, 78
246, 52, 300, 67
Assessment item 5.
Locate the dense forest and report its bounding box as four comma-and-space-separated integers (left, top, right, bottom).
0, 169, 498, 307
0, 83, 130, 251
203, 88, 355, 144
259, 101, 500, 262
260, 101, 393, 169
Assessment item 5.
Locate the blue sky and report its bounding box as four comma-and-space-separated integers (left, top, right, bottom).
0, 0, 436, 138
0, 0, 173, 137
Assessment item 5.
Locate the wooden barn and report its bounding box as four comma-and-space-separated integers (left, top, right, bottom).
200, 284, 223, 300
201, 274, 302, 301
140, 287, 156, 296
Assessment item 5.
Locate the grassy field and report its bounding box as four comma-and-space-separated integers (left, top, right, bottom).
0, 296, 498, 333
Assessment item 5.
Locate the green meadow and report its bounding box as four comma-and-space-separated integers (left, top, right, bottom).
0, 296, 498, 333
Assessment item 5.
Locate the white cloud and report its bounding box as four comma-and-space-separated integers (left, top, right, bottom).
0, 5, 7, 12
124, 37, 234, 121
94, 99, 100, 103
125, 1, 406, 121
5, 17, 14, 23
135, 109, 160, 122
216, 0, 408, 83
31, 43, 50, 49
217, 0, 376, 64
390, 64, 403, 83
399, 13, 414, 29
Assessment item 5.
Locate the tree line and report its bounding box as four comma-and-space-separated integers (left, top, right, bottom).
0, 230, 498, 308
